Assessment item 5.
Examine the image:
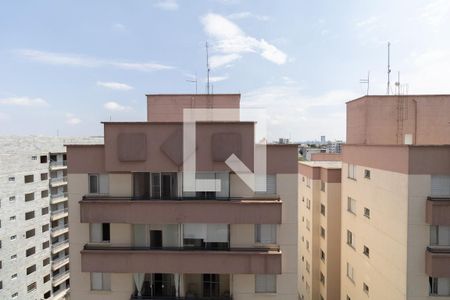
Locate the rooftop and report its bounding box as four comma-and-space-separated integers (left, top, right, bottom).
299, 160, 342, 169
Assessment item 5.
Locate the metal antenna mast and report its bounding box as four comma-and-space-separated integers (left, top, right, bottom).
387, 42, 391, 95
186, 74, 198, 94
206, 41, 211, 94
360, 71, 370, 95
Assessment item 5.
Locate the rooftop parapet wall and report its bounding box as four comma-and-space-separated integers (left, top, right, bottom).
346, 95, 450, 145
147, 94, 241, 122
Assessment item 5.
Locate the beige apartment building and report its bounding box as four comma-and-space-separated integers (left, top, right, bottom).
341, 95, 450, 300
67, 94, 300, 300
298, 160, 341, 300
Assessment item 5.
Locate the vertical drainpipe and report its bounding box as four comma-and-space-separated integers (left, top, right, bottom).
413, 99, 418, 145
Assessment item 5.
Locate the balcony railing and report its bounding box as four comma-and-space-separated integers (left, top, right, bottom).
51, 192, 68, 199
130, 296, 232, 300
84, 244, 280, 252
52, 224, 69, 232
83, 195, 280, 202
426, 196, 450, 225
50, 160, 67, 167
50, 176, 68, 184
52, 207, 69, 215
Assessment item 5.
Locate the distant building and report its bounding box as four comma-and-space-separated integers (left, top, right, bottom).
320, 136, 326, 144
325, 141, 343, 154
0, 136, 102, 300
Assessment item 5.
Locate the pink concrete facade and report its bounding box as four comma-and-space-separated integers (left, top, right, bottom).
81, 248, 281, 274
346, 95, 450, 145
426, 249, 450, 277
426, 197, 450, 226
147, 94, 240, 122
310, 153, 342, 161
80, 198, 282, 224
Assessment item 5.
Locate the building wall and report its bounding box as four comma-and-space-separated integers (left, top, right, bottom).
340, 162, 409, 300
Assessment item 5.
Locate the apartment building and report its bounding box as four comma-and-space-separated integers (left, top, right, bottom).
341, 95, 450, 300
0, 136, 102, 300
298, 160, 341, 300
67, 94, 300, 300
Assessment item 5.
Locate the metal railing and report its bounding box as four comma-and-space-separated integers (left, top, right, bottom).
84, 244, 280, 252
50, 160, 67, 167
52, 255, 70, 266
427, 246, 450, 253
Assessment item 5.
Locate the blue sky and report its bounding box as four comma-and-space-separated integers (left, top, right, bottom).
1, 0, 450, 141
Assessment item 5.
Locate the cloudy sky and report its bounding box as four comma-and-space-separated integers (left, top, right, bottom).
1, 0, 450, 141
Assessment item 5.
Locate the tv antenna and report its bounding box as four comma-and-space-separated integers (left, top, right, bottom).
206, 41, 211, 94
186, 74, 198, 94
360, 71, 370, 95
387, 41, 391, 95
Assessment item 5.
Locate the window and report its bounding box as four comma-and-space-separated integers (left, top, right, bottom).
12, 292, 18, 298
306, 198, 311, 209
42, 241, 49, 249
429, 277, 450, 296
89, 174, 108, 194
26, 265, 36, 275
346, 296, 351, 300
363, 283, 369, 294
11, 274, 17, 280
348, 164, 356, 180
27, 282, 37, 293
25, 192, 35, 202
320, 204, 326, 216
10, 235, 16, 241
43, 257, 50, 266
26, 247, 35, 257
320, 226, 326, 238
306, 261, 310, 273
430, 225, 450, 246
91, 272, 111, 291
255, 274, 276, 293
9, 196, 15, 202
26, 229, 35, 239
255, 224, 277, 244
24, 175, 34, 183
11, 254, 17, 260
41, 190, 49, 198
10, 216, 16, 221
41, 207, 49, 215
320, 272, 325, 285
42, 224, 49, 232
25, 211, 35, 220
306, 177, 311, 188
40, 155, 47, 163
364, 169, 371, 179
347, 197, 356, 214
306, 219, 310, 231
347, 230, 354, 248
306, 240, 310, 251
44, 291, 51, 299
346, 262, 354, 281
41, 173, 48, 181
364, 207, 370, 218
320, 249, 325, 261
0, 280, 2, 289
8, 176, 15, 182
320, 180, 325, 192
363, 245, 370, 257
43, 274, 50, 283
90, 223, 111, 243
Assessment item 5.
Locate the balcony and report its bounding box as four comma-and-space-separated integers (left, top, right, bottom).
51, 224, 69, 237
50, 160, 67, 170
52, 255, 70, 271
51, 208, 69, 221
52, 240, 69, 254
426, 246, 450, 277
80, 195, 282, 224
51, 192, 68, 204
53, 288, 70, 300
426, 197, 450, 226
50, 176, 68, 187
52, 270, 70, 286
81, 244, 281, 274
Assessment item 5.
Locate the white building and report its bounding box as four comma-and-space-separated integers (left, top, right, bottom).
0, 136, 102, 300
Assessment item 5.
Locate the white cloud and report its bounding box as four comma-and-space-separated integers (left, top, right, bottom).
243, 85, 358, 141
356, 16, 380, 29
227, 12, 269, 21
112, 23, 126, 31
208, 75, 228, 82
201, 13, 287, 67
420, 0, 450, 28
154, 0, 178, 10
15, 49, 173, 71
104, 101, 132, 112
0, 112, 9, 121
209, 53, 241, 68
66, 113, 81, 125
0, 96, 49, 107
97, 81, 133, 91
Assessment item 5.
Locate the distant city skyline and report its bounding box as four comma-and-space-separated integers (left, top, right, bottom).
1, 0, 450, 140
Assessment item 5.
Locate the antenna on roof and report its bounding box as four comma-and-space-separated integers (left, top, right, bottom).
360, 71, 370, 95
395, 71, 401, 95
206, 41, 211, 94
186, 74, 198, 94
387, 41, 391, 95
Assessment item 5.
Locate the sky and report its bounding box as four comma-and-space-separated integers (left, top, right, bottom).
1, 0, 450, 141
